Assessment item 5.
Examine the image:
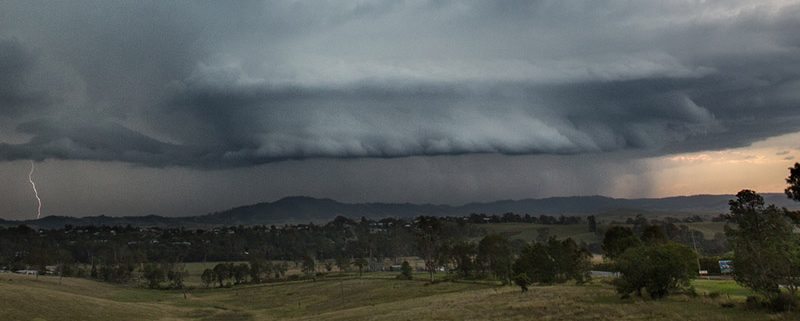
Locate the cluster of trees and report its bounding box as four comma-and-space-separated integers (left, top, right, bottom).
141, 262, 186, 289
197, 261, 289, 288
0, 216, 476, 277
513, 237, 592, 292
409, 216, 592, 284
0, 211, 599, 290
601, 214, 728, 256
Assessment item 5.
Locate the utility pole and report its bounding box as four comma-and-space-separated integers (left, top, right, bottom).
690, 230, 709, 280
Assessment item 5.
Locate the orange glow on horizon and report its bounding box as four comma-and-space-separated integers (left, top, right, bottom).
642, 131, 800, 197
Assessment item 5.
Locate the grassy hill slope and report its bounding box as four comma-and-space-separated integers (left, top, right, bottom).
0, 272, 785, 321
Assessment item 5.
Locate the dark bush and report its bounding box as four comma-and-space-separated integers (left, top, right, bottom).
614, 242, 696, 299
769, 293, 798, 312
745, 296, 765, 310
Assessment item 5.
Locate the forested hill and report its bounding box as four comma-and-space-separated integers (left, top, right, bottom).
3, 193, 798, 229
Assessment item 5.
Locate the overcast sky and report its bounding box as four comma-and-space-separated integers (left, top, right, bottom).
1, 0, 800, 219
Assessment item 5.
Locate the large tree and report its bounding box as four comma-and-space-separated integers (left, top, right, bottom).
513, 237, 591, 286
141, 263, 165, 289
302, 256, 316, 279
201, 268, 215, 288
477, 234, 513, 284
614, 242, 696, 299
785, 162, 800, 202
602, 226, 640, 259
212, 263, 231, 287
725, 189, 800, 301
640, 225, 668, 245
415, 216, 444, 282
785, 162, 800, 224
513, 242, 556, 284
450, 241, 477, 278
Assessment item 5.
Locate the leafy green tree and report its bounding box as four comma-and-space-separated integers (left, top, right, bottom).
725, 189, 800, 302
602, 226, 640, 259
614, 242, 696, 299
450, 241, 477, 278
785, 162, 800, 203
352, 257, 368, 277
141, 263, 165, 289
302, 256, 316, 279
201, 268, 215, 288
249, 259, 265, 283
166, 263, 186, 289
512, 237, 590, 286
90, 260, 98, 279
415, 216, 443, 282
478, 234, 513, 284
641, 225, 668, 245
213, 263, 230, 287
549, 237, 592, 284
513, 242, 555, 284
399, 260, 413, 280
232, 263, 249, 284
587, 215, 597, 233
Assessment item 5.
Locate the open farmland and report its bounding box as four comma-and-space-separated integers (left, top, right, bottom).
2, 272, 793, 321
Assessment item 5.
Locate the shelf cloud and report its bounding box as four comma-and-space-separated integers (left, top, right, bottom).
1, 1, 799, 168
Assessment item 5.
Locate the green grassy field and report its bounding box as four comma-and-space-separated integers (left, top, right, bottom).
2, 273, 796, 321
478, 223, 601, 243
693, 278, 754, 300
685, 222, 728, 238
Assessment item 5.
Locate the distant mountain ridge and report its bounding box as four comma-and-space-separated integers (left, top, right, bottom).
3, 193, 798, 229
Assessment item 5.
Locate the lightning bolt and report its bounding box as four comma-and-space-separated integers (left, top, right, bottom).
28, 160, 42, 219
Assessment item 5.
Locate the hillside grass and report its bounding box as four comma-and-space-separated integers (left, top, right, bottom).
3, 272, 797, 321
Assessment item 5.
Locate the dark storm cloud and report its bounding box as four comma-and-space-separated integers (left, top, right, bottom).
1, 1, 800, 168
0, 38, 51, 116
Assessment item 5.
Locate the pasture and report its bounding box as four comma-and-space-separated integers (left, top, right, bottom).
1, 272, 792, 321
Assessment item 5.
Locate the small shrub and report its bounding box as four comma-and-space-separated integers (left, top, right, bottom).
513, 273, 531, 293
398, 261, 413, 280
707, 291, 721, 299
